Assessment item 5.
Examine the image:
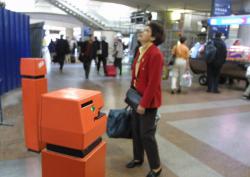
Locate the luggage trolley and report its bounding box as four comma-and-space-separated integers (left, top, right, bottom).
189, 58, 208, 86
190, 57, 249, 87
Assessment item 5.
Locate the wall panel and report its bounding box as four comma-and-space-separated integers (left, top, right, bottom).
0, 8, 30, 94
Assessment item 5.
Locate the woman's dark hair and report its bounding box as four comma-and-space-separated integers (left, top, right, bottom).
180, 36, 187, 44
147, 22, 165, 46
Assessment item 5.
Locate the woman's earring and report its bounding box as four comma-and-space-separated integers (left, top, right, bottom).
151, 37, 155, 41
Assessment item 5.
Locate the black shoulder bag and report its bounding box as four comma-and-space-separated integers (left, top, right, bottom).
125, 87, 142, 110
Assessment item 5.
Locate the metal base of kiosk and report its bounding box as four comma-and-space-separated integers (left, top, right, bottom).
0, 95, 14, 127
42, 141, 106, 177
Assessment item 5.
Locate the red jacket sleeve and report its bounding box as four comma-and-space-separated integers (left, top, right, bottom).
139, 51, 163, 108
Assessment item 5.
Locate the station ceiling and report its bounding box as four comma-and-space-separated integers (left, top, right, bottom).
94, 0, 242, 12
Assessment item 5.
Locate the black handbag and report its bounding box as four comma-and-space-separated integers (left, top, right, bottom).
52, 55, 59, 63
168, 55, 176, 66
107, 106, 132, 139
79, 54, 84, 63
125, 88, 142, 110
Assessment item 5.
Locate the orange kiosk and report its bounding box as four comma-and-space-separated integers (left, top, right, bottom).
41, 88, 107, 177
20, 58, 48, 152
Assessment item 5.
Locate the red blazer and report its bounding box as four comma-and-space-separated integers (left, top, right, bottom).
131, 44, 164, 108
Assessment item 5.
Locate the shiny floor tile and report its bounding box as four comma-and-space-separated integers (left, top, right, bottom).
169, 112, 250, 166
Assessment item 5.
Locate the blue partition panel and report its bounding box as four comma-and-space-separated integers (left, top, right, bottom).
0, 8, 4, 94
0, 8, 31, 94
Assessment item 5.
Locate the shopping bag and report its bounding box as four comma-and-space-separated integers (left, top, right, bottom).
180, 71, 193, 88
162, 65, 169, 80
107, 107, 132, 139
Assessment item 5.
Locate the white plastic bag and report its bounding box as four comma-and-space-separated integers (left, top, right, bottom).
169, 70, 173, 78
246, 66, 250, 78
180, 71, 193, 88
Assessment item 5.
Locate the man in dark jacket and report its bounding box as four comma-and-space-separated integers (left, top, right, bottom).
79, 35, 95, 79
48, 39, 56, 54
97, 37, 109, 74
207, 32, 227, 93
55, 35, 70, 72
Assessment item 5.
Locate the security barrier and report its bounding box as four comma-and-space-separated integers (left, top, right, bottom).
20, 58, 48, 152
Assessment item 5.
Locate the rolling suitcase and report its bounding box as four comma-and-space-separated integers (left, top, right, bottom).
105, 65, 117, 77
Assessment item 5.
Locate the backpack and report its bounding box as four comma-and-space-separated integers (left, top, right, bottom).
205, 41, 217, 64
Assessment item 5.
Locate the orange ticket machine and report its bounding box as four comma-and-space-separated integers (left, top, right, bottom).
41, 88, 107, 177
20, 58, 48, 152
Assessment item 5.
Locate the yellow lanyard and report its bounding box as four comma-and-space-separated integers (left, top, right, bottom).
134, 43, 152, 86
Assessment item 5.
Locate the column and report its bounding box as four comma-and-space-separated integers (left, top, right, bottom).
237, 0, 250, 46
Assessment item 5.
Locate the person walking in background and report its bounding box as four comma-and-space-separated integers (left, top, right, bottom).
127, 22, 165, 177
114, 38, 124, 76
171, 36, 190, 94
79, 34, 95, 80
48, 39, 56, 61
242, 65, 250, 100
69, 37, 78, 63
207, 32, 227, 93
97, 36, 109, 75
55, 35, 70, 72
93, 36, 99, 69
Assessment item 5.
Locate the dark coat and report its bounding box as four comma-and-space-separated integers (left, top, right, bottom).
93, 40, 99, 59
98, 40, 109, 58
56, 39, 70, 57
213, 38, 227, 67
79, 41, 95, 62
48, 41, 56, 53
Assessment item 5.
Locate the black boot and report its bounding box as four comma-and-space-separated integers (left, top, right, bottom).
146, 169, 162, 177
126, 160, 143, 168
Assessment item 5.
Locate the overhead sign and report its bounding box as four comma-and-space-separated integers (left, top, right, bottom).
210, 0, 232, 38
212, 0, 232, 16
83, 27, 92, 37
209, 15, 250, 26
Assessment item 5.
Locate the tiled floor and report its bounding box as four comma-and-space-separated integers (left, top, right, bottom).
1, 63, 250, 177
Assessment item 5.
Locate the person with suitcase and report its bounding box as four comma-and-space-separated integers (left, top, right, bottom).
114, 38, 124, 76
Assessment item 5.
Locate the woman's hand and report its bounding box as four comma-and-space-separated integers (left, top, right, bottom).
137, 105, 145, 115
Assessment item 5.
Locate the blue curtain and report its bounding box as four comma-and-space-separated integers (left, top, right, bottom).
0, 8, 31, 94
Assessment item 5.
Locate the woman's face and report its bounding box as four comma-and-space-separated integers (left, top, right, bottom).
141, 26, 153, 44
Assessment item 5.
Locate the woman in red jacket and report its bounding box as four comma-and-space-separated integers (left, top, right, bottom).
126, 22, 165, 177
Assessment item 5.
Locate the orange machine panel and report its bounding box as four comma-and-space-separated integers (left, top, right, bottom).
42, 142, 106, 177
22, 78, 48, 151
20, 58, 47, 76
41, 88, 107, 150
